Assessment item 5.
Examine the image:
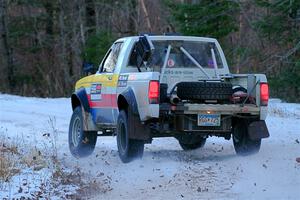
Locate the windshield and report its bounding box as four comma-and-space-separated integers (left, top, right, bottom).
147, 40, 224, 70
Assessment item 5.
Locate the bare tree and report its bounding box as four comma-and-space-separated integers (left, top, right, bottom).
0, 0, 14, 91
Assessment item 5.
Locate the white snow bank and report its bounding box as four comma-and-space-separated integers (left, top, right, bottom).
268, 99, 300, 118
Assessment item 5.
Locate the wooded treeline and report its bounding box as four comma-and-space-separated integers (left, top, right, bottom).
0, 0, 299, 102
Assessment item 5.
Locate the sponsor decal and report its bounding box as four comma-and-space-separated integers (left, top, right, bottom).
167, 59, 175, 67
118, 75, 129, 87
118, 75, 128, 81
164, 70, 193, 75
90, 83, 102, 101
118, 81, 127, 87
128, 74, 137, 81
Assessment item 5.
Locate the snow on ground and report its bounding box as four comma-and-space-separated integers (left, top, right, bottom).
0, 94, 299, 199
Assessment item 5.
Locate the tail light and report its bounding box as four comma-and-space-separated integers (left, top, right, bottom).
148, 81, 159, 104
260, 83, 269, 106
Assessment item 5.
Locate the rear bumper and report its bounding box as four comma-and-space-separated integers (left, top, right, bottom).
160, 103, 260, 115
149, 103, 267, 139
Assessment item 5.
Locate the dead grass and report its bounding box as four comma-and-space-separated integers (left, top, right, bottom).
21, 148, 47, 170
0, 132, 48, 183
269, 106, 300, 118
0, 155, 19, 182
269, 107, 287, 117
0, 135, 20, 182
0, 117, 111, 198
51, 165, 112, 198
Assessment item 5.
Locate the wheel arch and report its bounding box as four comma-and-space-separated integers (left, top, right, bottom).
71, 88, 97, 131
117, 87, 139, 116
117, 94, 129, 113
71, 88, 90, 112
117, 88, 151, 141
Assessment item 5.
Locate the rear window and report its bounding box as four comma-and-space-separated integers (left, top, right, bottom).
148, 40, 224, 70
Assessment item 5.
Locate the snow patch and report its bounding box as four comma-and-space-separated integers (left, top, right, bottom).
0, 94, 300, 199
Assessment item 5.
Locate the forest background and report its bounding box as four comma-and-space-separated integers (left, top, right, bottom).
0, 0, 299, 102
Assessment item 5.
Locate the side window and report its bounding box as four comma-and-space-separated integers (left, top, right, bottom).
102, 42, 124, 73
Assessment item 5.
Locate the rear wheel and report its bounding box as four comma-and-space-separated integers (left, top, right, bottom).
69, 106, 97, 158
177, 135, 206, 150
233, 119, 261, 155
117, 110, 144, 163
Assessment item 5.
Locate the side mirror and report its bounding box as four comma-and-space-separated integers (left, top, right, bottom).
134, 35, 154, 71
82, 61, 97, 75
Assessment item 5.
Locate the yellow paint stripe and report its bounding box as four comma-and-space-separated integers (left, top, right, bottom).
75, 74, 119, 90
93, 74, 119, 87
75, 75, 94, 90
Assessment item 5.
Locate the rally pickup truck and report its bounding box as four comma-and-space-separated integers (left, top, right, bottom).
69, 35, 269, 163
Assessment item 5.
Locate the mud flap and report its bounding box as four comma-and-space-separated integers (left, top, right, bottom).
82, 107, 98, 131
248, 120, 269, 140
128, 107, 151, 141
120, 88, 151, 141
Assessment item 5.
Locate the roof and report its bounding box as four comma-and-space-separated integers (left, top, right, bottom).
115, 35, 218, 43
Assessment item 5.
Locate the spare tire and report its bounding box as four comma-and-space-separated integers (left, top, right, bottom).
177, 82, 233, 101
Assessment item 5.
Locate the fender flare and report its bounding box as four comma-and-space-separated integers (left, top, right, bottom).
71, 88, 90, 113
118, 87, 139, 116
71, 88, 97, 131
117, 88, 151, 141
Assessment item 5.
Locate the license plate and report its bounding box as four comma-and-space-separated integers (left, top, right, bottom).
198, 114, 221, 126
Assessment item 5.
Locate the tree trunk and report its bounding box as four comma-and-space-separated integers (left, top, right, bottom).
0, 0, 14, 91
128, 0, 137, 35
85, 0, 96, 34
58, 0, 73, 94
95, 2, 100, 34
139, 0, 152, 32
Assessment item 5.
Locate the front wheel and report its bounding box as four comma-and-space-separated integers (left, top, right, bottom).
69, 106, 97, 158
233, 120, 261, 156
117, 110, 144, 163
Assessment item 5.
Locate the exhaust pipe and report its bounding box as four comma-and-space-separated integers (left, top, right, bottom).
170, 94, 180, 104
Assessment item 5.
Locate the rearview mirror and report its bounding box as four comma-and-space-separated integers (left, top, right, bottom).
134, 35, 154, 71
82, 61, 97, 75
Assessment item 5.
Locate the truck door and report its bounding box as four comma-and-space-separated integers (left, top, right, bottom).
90, 42, 124, 125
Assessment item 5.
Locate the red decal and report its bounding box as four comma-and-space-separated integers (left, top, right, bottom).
167, 59, 175, 67
96, 85, 101, 90
87, 94, 117, 108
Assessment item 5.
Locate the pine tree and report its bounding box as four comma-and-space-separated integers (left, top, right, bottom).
165, 0, 239, 39
254, 0, 300, 102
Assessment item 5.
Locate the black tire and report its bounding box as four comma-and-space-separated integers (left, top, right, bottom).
177, 135, 206, 150
233, 120, 261, 156
160, 83, 168, 103
69, 106, 97, 158
117, 110, 144, 163
233, 86, 247, 93
176, 82, 233, 101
